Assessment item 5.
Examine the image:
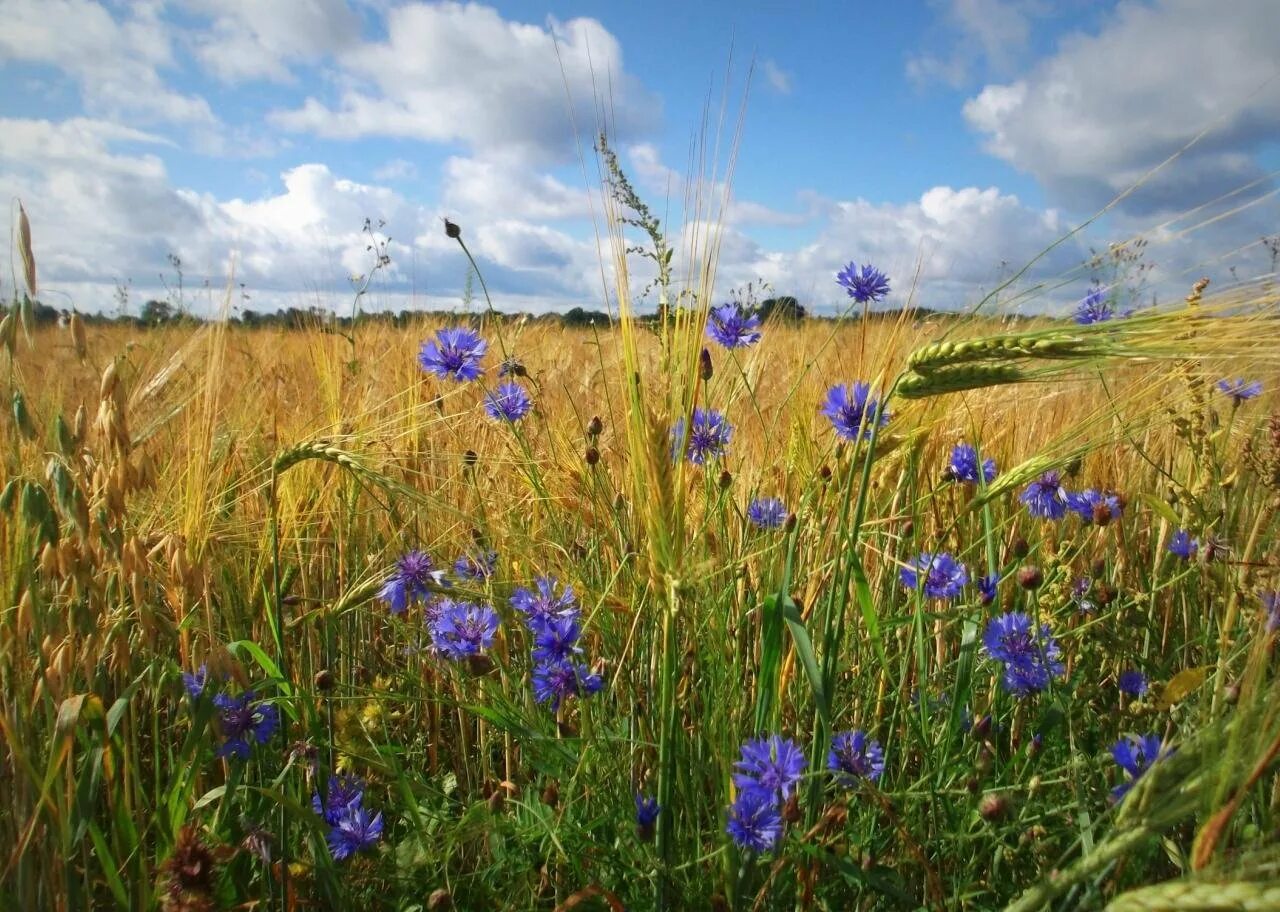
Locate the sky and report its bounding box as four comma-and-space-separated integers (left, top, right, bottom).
1, 0, 1278, 318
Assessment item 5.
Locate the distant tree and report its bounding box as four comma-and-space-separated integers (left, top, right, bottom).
240, 309, 261, 327
141, 299, 176, 324
562, 307, 610, 327
758, 296, 806, 321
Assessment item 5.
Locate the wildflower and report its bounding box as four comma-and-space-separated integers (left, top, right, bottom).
733, 735, 807, 801
978, 573, 999, 606
747, 497, 787, 530
982, 613, 1065, 698
213, 691, 279, 760
418, 327, 487, 381
1118, 670, 1149, 697
530, 613, 584, 663
725, 787, 784, 853
327, 805, 384, 861
483, 382, 532, 423
1073, 286, 1113, 325
453, 549, 497, 581
635, 793, 660, 841
430, 601, 499, 660
1071, 577, 1096, 615
821, 382, 889, 442
945, 443, 997, 485
1216, 378, 1262, 405
670, 408, 733, 465
530, 657, 603, 710
1068, 489, 1124, 525
828, 730, 885, 786
1019, 471, 1071, 520
1168, 529, 1198, 561
706, 303, 763, 349
836, 262, 891, 303
183, 665, 209, 699
1110, 733, 1164, 802
900, 552, 968, 600
1262, 591, 1280, 633
510, 576, 577, 627
379, 551, 447, 615
312, 775, 364, 826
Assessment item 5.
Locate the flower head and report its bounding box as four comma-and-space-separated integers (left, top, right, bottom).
1074, 286, 1114, 325
978, 573, 999, 606
733, 735, 807, 801
1020, 471, 1071, 520
671, 408, 733, 465
327, 805, 384, 861
379, 551, 447, 615
453, 549, 498, 581
510, 576, 577, 628
821, 382, 889, 442
635, 793, 660, 840
706, 304, 763, 349
312, 775, 365, 826
483, 382, 532, 422
1118, 669, 1149, 697
183, 665, 209, 699
945, 443, 997, 485
1168, 529, 1199, 561
213, 691, 279, 760
828, 730, 885, 786
726, 787, 783, 853
1110, 733, 1164, 802
836, 263, 891, 303
900, 552, 969, 601
747, 497, 787, 530
430, 601, 499, 661
1216, 378, 1262, 405
530, 612, 584, 663
1071, 577, 1096, 615
982, 613, 1065, 698
418, 327, 487, 382
1261, 591, 1280, 633
530, 657, 603, 710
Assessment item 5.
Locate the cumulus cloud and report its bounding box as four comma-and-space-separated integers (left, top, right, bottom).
184, 0, 361, 84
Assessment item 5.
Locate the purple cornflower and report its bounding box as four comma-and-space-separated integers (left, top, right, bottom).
483, 381, 532, 423
670, 408, 733, 465
312, 775, 364, 826
1020, 470, 1071, 520
1261, 591, 1280, 633
418, 327, 487, 382
706, 303, 763, 349
213, 691, 279, 760
821, 382, 889, 442
1168, 529, 1198, 561
982, 613, 1065, 698
635, 793, 660, 840
836, 262, 891, 303
530, 658, 603, 710
1216, 378, 1262, 405
1073, 286, 1113, 325
510, 576, 577, 628
182, 665, 209, 699
945, 443, 997, 485
900, 552, 969, 601
379, 551, 447, 615
828, 730, 885, 786
733, 735, 807, 801
1118, 669, 1149, 697
1068, 489, 1124, 525
429, 601, 499, 660
978, 574, 999, 606
453, 549, 498, 581
530, 613, 584, 663
1110, 734, 1164, 802
747, 497, 787, 530
327, 805, 384, 861
726, 787, 784, 853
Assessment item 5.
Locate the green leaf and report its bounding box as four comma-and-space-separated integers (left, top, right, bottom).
782, 597, 829, 727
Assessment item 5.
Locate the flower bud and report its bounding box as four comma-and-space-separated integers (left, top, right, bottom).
585, 446, 600, 466
587, 415, 603, 438
699, 347, 713, 381
444, 218, 461, 239
978, 793, 1011, 822
1017, 566, 1044, 590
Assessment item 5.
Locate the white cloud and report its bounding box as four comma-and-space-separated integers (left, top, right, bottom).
761, 59, 793, 95
183, 0, 360, 83
441, 156, 590, 223
907, 0, 1042, 88
963, 0, 1280, 215
373, 159, 420, 182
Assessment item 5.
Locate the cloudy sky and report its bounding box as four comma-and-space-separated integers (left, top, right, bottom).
1, 0, 1278, 317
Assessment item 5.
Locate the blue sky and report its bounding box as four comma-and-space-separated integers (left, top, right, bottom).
1, 0, 1277, 316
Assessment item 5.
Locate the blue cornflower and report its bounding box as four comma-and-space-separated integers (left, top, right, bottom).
747, 497, 787, 530
836, 263, 891, 303
1216, 378, 1262, 405
1019, 470, 1071, 520
1261, 591, 1279, 633
733, 735, 807, 801
530, 613, 583, 663
312, 775, 364, 826
1110, 734, 1164, 802
900, 552, 969, 601
429, 601, 499, 661
453, 549, 498, 581
1068, 489, 1124, 525
213, 691, 279, 760
531, 658, 603, 710
635, 793, 660, 840
379, 551, 447, 615
510, 576, 577, 628
418, 327, 487, 382
821, 382, 889, 442
828, 730, 885, 786
327, 805, 384, 861
982, 613, 1065, 698
483, 382, 532, 422
1168, 529, 1198, 561
183, 665, 209, 699
946, 443, 997, 485
726, 787, 784, 853
706, 303, 763, 349
978, 573, 999, 606
670, 408, 733, 465
1073, 286, 1114, 325
1118, 670, 1149, 697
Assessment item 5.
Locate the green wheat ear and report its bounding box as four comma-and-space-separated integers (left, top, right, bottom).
1106, 879, 1280, 912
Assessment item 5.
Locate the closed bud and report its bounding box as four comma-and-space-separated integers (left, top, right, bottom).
587, 415, 603, 438
978, 793, 1011, 822
699, 347, 713, 381
784, 513, 797, 533
1010, 536, 1029, 559
463, 449, 478, 467
1092, 503, 1113, 526
585, 446, 600, 466
1017, 566, 1044, 590
971, 714, 992, 740
427, 888, 453, 910
313, 669, 335, 691
819, 465, 832, 482
718, 469, 732, 490
444, 218, 462, 239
